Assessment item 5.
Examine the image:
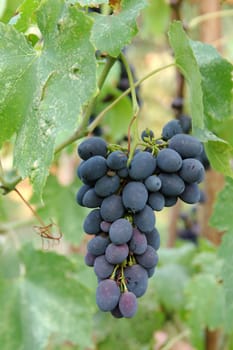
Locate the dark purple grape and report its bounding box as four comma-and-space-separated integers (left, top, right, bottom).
78, 137, 107, 160
148, 192, 165, 211
135, 245, 159, 269
129, 151, 156, 180
100, 221, 111, 233
157, 148, 182, 173
79, 156, 107, 182
162, 120, 183, 140
105, 243, 129, 264
159, 173, 185, 196
145, 228, 160, 250
144, 175, 161, 192
95, 174, 120, 197
117, 167, 129, 178
179, 158, 204, 184
82, 188, 103, 208
124, 264, 148, 297
147, 267, 156, 278
179, 183, 200, 204
109, 218, 133, 244
141, 129, 154, 141
84, 251, 96, 267
168, 134, 202, 158
94, 255, 114, 279
96, 279, 121, 311
83, 209, 102, 234
178, 114, 192, 134
111, 305, 123, 318
100, 195, 125, 222
134, 205, 156, 233
129, 228, 147, 255
164, 196, 178, 207
122, 182, 148, 213
76, 184, 91, 206
119, 291, 138, 318
106, 151, 128, 170
87, 234, 110, 256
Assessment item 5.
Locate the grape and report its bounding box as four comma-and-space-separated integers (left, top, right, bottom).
84, 251, 96, 267
117, 167, 129, 178
196, 146, 210, 170
168, 134, 202, 158
164, 196, 178, 207
79, 156, 107, 182
100, 221, 111, 233
147, 267, 156, 278
83, 209, 102, 234
129, 151, 156, 180
96, 279, 121, 312
135, 245, 158, 269
162, 120, 183, 140
179, 183, 200, 204
109, 218, 133, 244
76, 184, 91, 206
122, 182, 148, 213
106, 151, 128, 170
178, 114, 192, 134
105, 243, 129, 264
171, 97, 183, 111
78, 137, 107, 160
119, 291, 138, 318
145, 228, 160, 250
141, 129, 154, 141
87, 234, 110, 256
100, 195, 125, 222
179, 158, 204, 184
95, 174, 120, 197
134, 205, 155, 233
159, 173, 185, 196
144, 175, 161, 192
157, 148, 182, 173
129, 228, 147, 255
148, 192, 165, 211
94, 255, 114, 279
82, 188, 103, 208
111, 305, 123, 318
178, 228, 198, 244
124, 264, 148, 297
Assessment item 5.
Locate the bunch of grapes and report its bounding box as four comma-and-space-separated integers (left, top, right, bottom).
76, 120, 205, 318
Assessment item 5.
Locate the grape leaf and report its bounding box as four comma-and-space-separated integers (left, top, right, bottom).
0, 244, 96, 349
69, 0, 108, 4
210, 177, 233, 331
0, 0, 97, 197
13, 0, 41, 32
168, 21, 233, 178
190, 40, 233, 122
33, 175, 89, 245
91, 0, 147, 57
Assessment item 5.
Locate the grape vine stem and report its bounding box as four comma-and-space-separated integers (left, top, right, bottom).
188, 9, 233, 29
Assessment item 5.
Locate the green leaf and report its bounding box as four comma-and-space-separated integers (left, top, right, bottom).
0, 244, 96, 349
190, 40, 233, 122
152, 264, 189, 312
185, 274, 226, 332
33, 175, 89, 245
168, 21, 233, 178
69, 0, 108, 4
0, 0, 97, 197
13, 0, 41, 32
210, 177, 233, 331
141, 0, 170, 37
91, 0, 147, 57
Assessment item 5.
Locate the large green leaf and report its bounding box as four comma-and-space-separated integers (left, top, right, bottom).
210, 177, 233, 331
0, 0, 97, 197
190, 40, 233, 122
168, 21, 233, 177
33, 175, 89, 245
0, 244, 96, 349
91, 0, 147, 57
13, 0, 41, 32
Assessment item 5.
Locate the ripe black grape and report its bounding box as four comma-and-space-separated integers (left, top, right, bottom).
78, 137, 107, 160
119, 291, 138, 318
79, 156, 107, 182
144, 175, 161, 192
122, 181, 148, 212
105, 243, 129, 264
95, 174, 120, 197
109, 218, 133, 245
168, 134, 202, 158
135, 245, 159, 269
83, 209, 102, 234
159, 173, 185, 197
157, 148, 182, 173
129, 151, 156, 180
94, 255, 114, 279
87, 234, 110, 256
124, 264, 148, 297
162, 119, 183, 140
100, 195, 125, 222
129, 228, 147, 255
179, 158, 205, 184
134, 205, 156, 233
148, 192, 165, 211
96, 279, 121, 312
106, 150, 128, 170
82, 188, 103, 208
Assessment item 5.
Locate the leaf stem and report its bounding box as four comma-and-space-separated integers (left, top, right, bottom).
88, 62, 175, 133
188, 9, 233, 29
